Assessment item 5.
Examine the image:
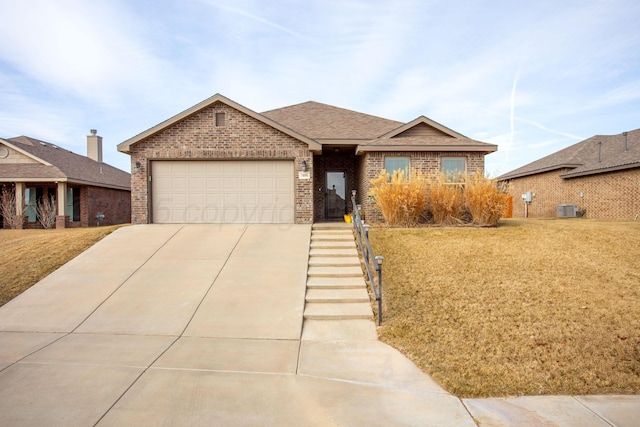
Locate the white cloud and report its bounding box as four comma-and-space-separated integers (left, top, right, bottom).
0, 0, 639, 176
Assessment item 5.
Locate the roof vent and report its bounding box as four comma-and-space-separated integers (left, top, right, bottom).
597, 141, 602, 163
623, 131, 628, 152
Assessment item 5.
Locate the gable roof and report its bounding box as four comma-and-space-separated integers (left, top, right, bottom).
262, 101, 402, 140
0, 136, 130, 190
118, 93, 322, 153
499, 128, 640, 180
356, 135, 498, 153
118, 93, 496, 156
379, 116, 466, 139
262, 101, 496, 153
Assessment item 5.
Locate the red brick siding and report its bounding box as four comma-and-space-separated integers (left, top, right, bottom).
84, 186, 131, 226
504, 168, 640, 219
129, 102, 313, 224
359, 151, 486, 223
3, 183, 130, 228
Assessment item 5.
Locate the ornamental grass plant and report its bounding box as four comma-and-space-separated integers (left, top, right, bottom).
464, 172, 510, 226
427, 173, 466, 224
369, 169, 509, 226
368, 168, 429, 227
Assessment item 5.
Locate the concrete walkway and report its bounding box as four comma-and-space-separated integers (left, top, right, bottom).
0, 224, 637, 426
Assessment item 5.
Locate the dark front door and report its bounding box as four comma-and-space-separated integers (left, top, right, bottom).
325, 171, 346, 219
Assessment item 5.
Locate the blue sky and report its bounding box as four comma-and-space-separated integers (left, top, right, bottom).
1, 0, 639, 175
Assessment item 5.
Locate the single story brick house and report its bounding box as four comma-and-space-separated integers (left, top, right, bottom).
498, 128, 640, 219
118, 94, 497, 224
0, 132, 131, 228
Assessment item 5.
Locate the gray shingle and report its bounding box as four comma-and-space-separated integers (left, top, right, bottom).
1, 136, 130, 190
499, 129, 640, 180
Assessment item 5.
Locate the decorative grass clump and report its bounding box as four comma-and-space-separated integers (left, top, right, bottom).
427, 173, 466, 225
464, 172, 511, 226
369, 168, 509, 226
368, 169, 429, 227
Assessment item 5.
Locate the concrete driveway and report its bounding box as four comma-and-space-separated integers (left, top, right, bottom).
0, 224, 475, 426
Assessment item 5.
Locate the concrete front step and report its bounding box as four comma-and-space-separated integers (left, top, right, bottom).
312, 223, 352, 230
311, 229, 354, 236
309, 248, 359, 257
310, 241, 356, 249
308, 266, 363, 278
303, 302, 373, 320
305, 288, 370, 303
308, 257, 361, 267
310, 235, 354, 242
307, 276, 367, 289
301, 319, 378, 341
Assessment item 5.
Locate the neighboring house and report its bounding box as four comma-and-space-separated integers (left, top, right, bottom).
0, 132, 131, 228
498, 129, 640, 219
118, 93, 497, 224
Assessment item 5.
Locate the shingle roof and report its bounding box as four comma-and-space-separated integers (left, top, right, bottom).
356, 135, 497, 153
118, 94, 495, 155
0, 136, 130, 190
262, 101, 496, 153
499, 128, 640, 180
118, 94, 321, 153
262, 101, 403, 139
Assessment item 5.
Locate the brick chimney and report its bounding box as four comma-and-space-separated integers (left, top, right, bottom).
87, 129, 103, 163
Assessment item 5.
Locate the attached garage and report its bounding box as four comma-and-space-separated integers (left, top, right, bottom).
151, 160, 294, 224
117, 94, 320, 225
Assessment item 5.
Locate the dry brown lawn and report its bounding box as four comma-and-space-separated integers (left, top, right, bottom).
0, 225, 124, 306
369, 219, 640, 398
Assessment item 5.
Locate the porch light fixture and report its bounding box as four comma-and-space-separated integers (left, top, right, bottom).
135, 161, 141, 170
301, 160, 307, 172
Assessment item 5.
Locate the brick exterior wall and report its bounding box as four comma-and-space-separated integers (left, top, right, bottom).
2, 183, 130, 229
83, 186, 131, 226
504, 168, 640, 220
128, 101, 313, 224
359, 151, 486, 223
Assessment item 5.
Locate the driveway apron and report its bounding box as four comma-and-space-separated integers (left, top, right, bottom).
0, 224, 311, 426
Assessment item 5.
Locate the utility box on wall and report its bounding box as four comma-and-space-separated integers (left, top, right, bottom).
522, 191, 532, 203
557, 204, 578, 218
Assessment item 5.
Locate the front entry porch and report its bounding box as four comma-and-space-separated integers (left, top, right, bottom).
312, 146, 362, 222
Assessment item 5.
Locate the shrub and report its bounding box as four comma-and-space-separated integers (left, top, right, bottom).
371, 170, 510, 227
36, 194, 57, 229
464, 173, 510, 226
427, 173, 466, 224
369, 168, 429, 227
0, 186, 24, 229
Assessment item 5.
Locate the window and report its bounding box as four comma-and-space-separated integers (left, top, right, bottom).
25, 188, 36, 222
441, 157, 466, 181
384, 157, 410, 176
65, 188, 80, 222
215, 112, 226, 127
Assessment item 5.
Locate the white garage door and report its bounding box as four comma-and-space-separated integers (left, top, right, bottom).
151, 160, 294, 224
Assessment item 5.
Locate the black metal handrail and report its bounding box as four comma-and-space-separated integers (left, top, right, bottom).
350, 190, 384, 325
